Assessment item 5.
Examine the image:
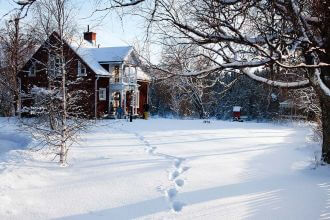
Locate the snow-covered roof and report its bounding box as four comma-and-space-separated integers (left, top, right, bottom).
71, 45, 134, 76
68, 36, 138, 76
136, 67, 151, 81
74, 47, 111, 76
70, 37, 132, 58
84, 46, 133, 63
67, 38, 110, 76
233, 106, 241, 112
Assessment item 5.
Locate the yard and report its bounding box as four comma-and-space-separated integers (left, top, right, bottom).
0, 118, 329, 219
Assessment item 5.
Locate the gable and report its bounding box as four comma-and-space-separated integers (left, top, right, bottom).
136, 67, 151, 81
124, 50, 141, 66
20, 32, 110, 77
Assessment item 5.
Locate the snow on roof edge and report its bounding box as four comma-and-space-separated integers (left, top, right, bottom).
233, 106, 241, 112
68, 44, 111, 76
136, 67, 151, 81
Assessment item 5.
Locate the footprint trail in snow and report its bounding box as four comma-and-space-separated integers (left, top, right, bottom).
133, 132, 188, 212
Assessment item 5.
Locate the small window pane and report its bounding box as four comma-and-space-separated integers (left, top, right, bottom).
78, 60, 86, 76
99, 88, 106, 100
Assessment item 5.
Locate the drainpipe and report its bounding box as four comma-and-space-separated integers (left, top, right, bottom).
95, 76, 99, 119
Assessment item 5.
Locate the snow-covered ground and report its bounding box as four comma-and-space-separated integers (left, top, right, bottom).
0, 118, 329, 220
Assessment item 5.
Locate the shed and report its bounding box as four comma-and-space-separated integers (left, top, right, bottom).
233, 106, 242, 120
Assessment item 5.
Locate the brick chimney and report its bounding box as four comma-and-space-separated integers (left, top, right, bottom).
84, 25, 96, 46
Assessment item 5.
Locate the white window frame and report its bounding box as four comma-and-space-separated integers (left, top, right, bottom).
49, 55, 62, 77
77, 60, 87, 76
55, 57, 62, 76
99, 88, 107, 101
28, 62, 36, 77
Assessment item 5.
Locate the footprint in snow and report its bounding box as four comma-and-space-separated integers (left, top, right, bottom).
146, 146, 156, 154
165, 188, 178, 200
175, 179, 185, 187
173, 159, 182, 168
171, 201, 184, 212
169, 170, 180, 181
178, 166, 190, 174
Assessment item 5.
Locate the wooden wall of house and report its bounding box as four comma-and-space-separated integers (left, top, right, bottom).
138, 81, 149, 116
18, 33, 108, 118
97, 77, 110, 117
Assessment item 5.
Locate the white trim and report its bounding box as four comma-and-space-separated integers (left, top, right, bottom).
99, 88, 106, 100
122, 47, 134, 62
49, 55, 62, 77
28, 62, 36, 77
77, 60, 87, 76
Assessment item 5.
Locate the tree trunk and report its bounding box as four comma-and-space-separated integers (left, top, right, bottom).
199, 111, 204, 119
318, 32, 330, 163
59, 143, 66, 164
320, 91, 330, 163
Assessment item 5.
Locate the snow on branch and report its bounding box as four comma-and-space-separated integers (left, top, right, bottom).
94, 0, 146, 12
178, 59, 271, 76
171, 20, 276, 46
15, 0, 36, 6
275, 61, 330, 69
315, 68, 330, 96
218, 0, 240, 5
242, 68, 310, 89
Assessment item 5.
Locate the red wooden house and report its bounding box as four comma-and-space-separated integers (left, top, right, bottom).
18, 30, 151, 118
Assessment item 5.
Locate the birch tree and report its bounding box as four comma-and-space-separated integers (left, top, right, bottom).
20, 0, 88, 165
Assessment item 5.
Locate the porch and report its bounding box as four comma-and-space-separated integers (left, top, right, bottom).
109, 83, 140, 118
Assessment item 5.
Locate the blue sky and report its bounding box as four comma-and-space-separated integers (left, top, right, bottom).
0, 0, 152, 50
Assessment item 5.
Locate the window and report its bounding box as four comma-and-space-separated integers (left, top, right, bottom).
77, 60, 87, 76
49, 55, 62, 77
123, 66, 137, 83
50, 57, 55, 75
29, 62, 36, 77
113, 66, 120, 82
55, 57, 62, 76
125, 66, 136, 83
99, 88, 106, 100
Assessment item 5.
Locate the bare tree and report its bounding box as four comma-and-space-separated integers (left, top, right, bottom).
155, 43, 228, 119
0, 13, 36, 116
